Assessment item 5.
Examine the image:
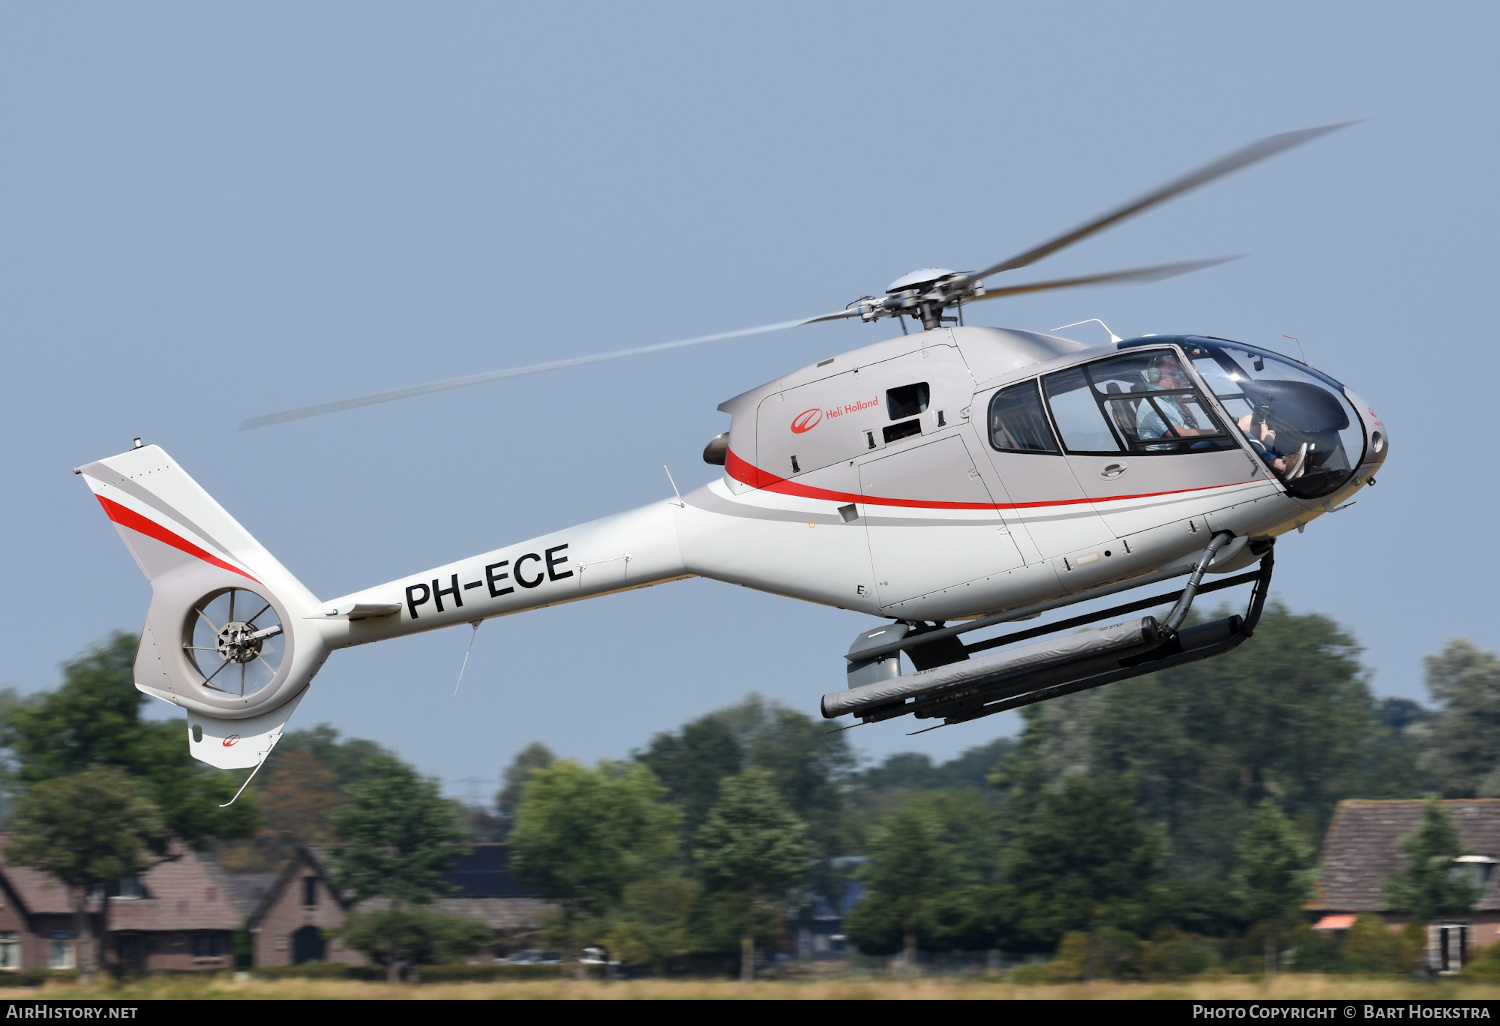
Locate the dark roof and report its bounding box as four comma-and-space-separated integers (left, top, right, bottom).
0, 835, 243, 931
442, 844, 544, 899
223, 874, 279, 918
1313, 800, 1500, 912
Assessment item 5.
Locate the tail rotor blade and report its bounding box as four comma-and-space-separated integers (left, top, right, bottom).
240, 309, 859, 430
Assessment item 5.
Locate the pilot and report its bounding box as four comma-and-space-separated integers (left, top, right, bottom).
1237, 407, 1306, 479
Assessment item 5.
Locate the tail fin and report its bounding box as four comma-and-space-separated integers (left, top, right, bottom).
77, 444, 329, 769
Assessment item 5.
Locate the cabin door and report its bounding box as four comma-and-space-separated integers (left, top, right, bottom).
858, 434, 1024, 608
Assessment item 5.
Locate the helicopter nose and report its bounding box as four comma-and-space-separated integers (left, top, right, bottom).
1343, 388, 1388, 481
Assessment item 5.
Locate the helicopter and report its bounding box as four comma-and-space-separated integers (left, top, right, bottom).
75, 123, 1387, 786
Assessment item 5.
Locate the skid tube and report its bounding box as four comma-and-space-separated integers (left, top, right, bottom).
830, 537, 1275, 729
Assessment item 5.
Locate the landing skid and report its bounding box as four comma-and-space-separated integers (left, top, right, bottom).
824, 536, 1274, 730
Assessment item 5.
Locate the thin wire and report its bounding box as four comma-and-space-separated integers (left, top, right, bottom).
454, 621, 482, 697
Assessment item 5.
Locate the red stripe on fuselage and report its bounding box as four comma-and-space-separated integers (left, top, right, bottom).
724, 448, 1254, 511
96, 495, 261, 584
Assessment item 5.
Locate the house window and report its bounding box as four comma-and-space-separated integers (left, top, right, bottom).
193, 934, 224, 959
303, 877, 318, 907
0, 932, 18, 970
48, 933, 73, 970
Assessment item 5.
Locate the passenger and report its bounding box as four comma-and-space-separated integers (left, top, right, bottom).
1135, 357, 1213, 440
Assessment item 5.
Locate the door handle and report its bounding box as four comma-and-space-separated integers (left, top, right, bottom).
1100, 463, 1127, 480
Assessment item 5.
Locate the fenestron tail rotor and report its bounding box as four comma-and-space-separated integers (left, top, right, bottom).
241, 123, 1351, 430
183, 587, 285, 697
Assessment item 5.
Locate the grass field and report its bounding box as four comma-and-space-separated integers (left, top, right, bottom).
1, 974, 1497, 1000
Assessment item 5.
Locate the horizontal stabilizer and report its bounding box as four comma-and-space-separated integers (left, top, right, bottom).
315, 603, 402, 620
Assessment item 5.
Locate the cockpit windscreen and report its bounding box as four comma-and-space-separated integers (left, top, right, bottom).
1182, 339, 1364, 499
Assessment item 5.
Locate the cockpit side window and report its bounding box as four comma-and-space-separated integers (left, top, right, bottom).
1042, 350, 1237, 455
988, 380, 1060, 453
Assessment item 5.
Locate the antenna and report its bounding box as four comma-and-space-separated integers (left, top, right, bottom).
663, 466, 685, 508
453, 620, 482, 697
1053, 318, 1123, 344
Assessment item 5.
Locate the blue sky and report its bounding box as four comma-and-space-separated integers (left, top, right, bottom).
2, 3, 1495, 798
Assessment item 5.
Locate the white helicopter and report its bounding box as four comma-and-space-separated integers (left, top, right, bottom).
77, 124, 1386, 787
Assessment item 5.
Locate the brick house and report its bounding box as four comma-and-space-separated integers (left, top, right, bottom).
245, 843, 551, 967
1310, 800, 1500, 972
0, 835, 244, 972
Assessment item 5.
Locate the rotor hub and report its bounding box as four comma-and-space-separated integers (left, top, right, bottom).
215, 621, 264, 664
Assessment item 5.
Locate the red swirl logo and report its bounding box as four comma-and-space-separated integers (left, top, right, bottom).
223, 734, 240, 747
791, 408, 823, 434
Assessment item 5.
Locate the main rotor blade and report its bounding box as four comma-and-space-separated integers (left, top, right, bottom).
240, 309, 859, 430
972, 122, 1353, 281
965, 257, 1239, 302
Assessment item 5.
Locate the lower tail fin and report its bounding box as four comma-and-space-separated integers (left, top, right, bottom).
77, 444, 330, 769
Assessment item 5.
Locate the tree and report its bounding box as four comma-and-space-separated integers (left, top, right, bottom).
5, 766, 172, 980
2, 631, 257, 845
335, 907, 492, 968
509, 759, 679, 971
604, 875, 703, 975
695, 768, 814, 982
1385, 798, 1479, 924
640, 695, 855, 859
1411, 640, 1500, 797
328, 756, 468, 982
1004, 772, 1163, 968
855, 797, 964, 966
273, 723, 396, 789
1231, 799, 1316, 973
496, 741, 557, 821
638, 718, 742, 844
1010, 605, 1390, 878
217, 749, 344, 872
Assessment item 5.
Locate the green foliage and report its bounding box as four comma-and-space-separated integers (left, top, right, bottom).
843, 887, 904, 957
605, 875, 703, 973
273, 724, 396, 790
6, 764, 172, 890
1139, 927, 1217, 979
327, 756, 468, 907
496, 742, 556, 819
510, 759, 679, 952
1461, 931, 1500, 979
856, 738, 1016, 794
1232, 799, 1317, 927
1413, 640, 1500, 797
2, 631, 256, 845
1010, 604, 1386, 879
1343, 913, 1408, 974
334, 907, 493, 966
851, 790, 1005, 959
1384, 798, 1479, 921
639, 695, 854, 858
1050, 927, 1143, 980
1004, 772, 1163, 947
696, 768, 813, 899
638, 719, 742, 843
696, 767, 814, 979
6, 764, 174, 976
